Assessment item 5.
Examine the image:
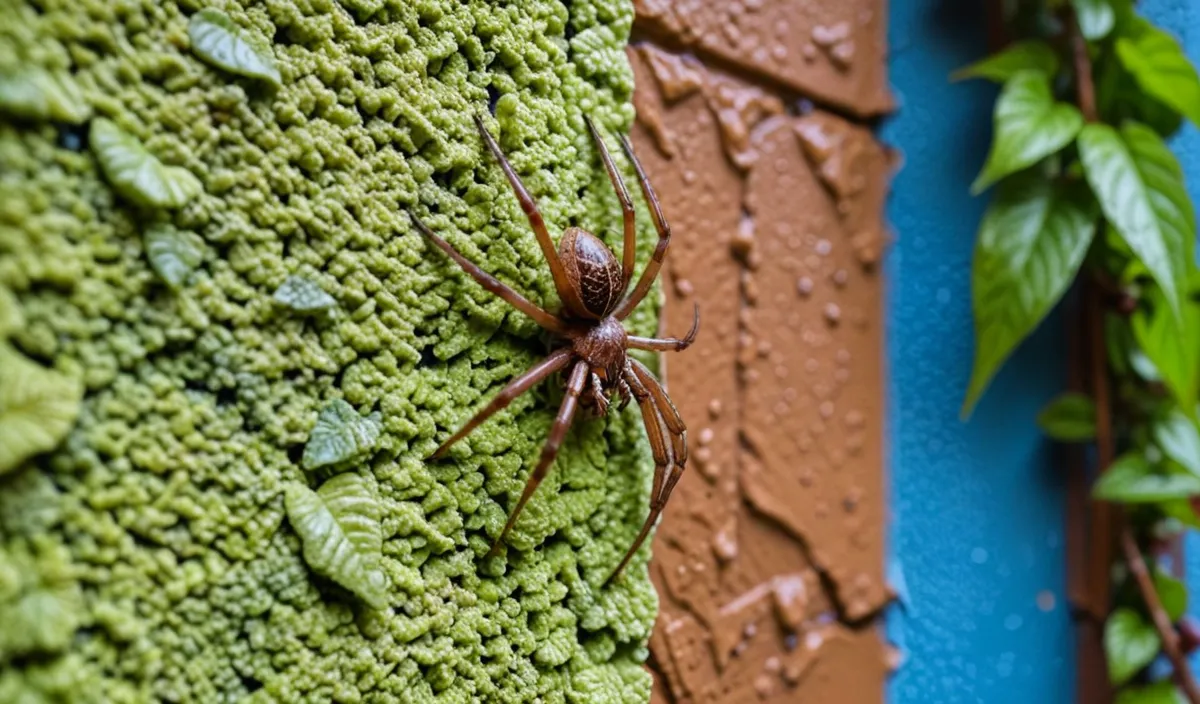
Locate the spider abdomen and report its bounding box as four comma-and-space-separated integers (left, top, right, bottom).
560, 227, 623, 318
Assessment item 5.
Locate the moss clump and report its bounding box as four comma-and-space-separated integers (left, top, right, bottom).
0, 0, 661, 700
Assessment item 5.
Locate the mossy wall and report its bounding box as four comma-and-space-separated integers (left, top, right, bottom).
0, 0, 661, 701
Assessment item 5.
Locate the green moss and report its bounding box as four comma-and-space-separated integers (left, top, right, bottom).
0, 0, 661, 700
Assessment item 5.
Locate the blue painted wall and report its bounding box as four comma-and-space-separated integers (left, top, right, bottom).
885, 1, 1200, 702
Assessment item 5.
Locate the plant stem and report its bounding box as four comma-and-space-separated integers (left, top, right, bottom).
1068, 12, 1200, 703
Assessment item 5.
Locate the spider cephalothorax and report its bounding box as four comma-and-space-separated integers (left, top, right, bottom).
410, 114, 698, 583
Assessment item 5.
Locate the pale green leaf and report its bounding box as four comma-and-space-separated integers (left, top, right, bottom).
963, 175, 1096, 414
90, 118, 202, 209
302, 399, 382, 470
1036, 392, 1096, 441
0, 66, 90, 124
273, 275, 336, 313
285, 473, 387, 609
1153, 569, 1187, 622
0, 287, 22, 339
1154, 410, 1200, 476
1117, 683, 1185, 704
1117, 21, 1200, 127
0, 345, 83, 475
144, 224, 203, 290
951, 41, 1060, 83
1105, 608, 1161, 686
1133, 295, 1200, 411
973, 71, 1084, 193
1072, 0, 1115, 40
1093, 454, 1200, 503
188, 9, 282, 88
1078, 122, 1193, 318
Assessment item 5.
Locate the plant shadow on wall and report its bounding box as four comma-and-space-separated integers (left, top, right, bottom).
958, 0, 1200, 702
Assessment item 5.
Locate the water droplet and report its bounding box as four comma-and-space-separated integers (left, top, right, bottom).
815, 239, 832, 256
823, 303, 841, 325
1004, 614, 1023, 631
831, 269, 848, 288
971, 548, 988, 564
819, 401, 834, 419
698, 427, 715, 446
797, 276, 814, 297
708, 398, 723, 419
674, 278, 694, 297
1037, 591, 1056, 612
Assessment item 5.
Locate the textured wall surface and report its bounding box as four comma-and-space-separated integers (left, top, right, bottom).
883, 1, 1074, 702
627, 1, 894, 701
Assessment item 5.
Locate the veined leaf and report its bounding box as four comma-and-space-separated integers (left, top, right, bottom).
1133, 294, 1200, 411
1116, 683, 1185, 704
952, 41, 1060, 83
0, 66, 90, 123
1153, 410, 1200, 476
90, 118, 202, 209
1078, 122, 1193, 318
285, 473, 387, 609
273, 275, 336, 313
1117, 20, 1200, 127
144, 224, 203, 290
1072, 0, 1115, 40
302, 399, 382, 470
1105, 608, 1160, 686
963, 174, 1096, 415
1093, 453, 1200, 503
0, 345, 83, 475
972, 71, 1084, 193
188, 9, 282, 88
1036, 392, 1096, 441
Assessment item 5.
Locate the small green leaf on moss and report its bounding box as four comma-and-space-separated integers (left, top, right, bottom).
1037, 392, 1096, 441
973, 71, 1084, 193
284, 473, 387, 609
90, 118, 202, 209
1105, 607, 1161, 686
188, 9, 282, 88
144, 224, 203, 290
952, 41, 1060, 83
0, 66, 90, 124
1093, 453, 1200, 503
0, 287, 22, 339
302, 399, 382, 470
273, 275, 336, 313
0, 346, 83, 475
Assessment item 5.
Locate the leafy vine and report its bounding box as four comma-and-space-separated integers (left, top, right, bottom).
958, 1, 1200, 701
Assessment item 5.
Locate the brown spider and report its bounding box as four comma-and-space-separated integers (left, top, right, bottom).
409, 114, 698, 584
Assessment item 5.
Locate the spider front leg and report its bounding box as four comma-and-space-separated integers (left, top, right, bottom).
631, 359, 688, 468
612, 134, 672, 320
627, 303, 701, 353
584, 116, 637, 289
487, 360, 590, 559
409, 212, 566, 334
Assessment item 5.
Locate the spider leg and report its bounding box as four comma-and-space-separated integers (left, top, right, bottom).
410, 212, 567, 334
474, 115, 588, 318
487, 360, 589, 559
612, 134, 672, 321
584, 116, 637, 290
605, 365, 675, 585
627, 303, 701, 352
432, 349, 572, 458
616, 377, 633, 411
589, 371, 609, 416
630, 359, 688, 467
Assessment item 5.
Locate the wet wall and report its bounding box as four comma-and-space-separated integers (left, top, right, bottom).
886, 1, 1200, 703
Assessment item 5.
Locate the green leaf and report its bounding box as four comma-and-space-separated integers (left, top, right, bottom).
0, 286, 22, 339
188, 9, 282, 88
1133, 295, 1200, 411
273, 275, 336, 313
144, 224, 203, 290
1154, 410, 1200, 476
963, 175, 1097, 414
1078, 122, 1193, 318
973, 72, 1085, 193
952, 41, 1060, 83
0, 66, 90, 123
90, 118, 203, 209
1072, 0, 1115, 40
1105, 607, 1161, 686
1117, 21, 1200, 128
284, 473, 387, 609
1093, 454, 1200, 503
1037, 392, 1097, 441
302, 399, 382, 470
0, 345, 83, 475
1153, 569, 1188, 622
1117, 683, 1185, 704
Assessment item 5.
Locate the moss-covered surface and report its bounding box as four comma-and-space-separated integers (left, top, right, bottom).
0, 0, 662, 700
